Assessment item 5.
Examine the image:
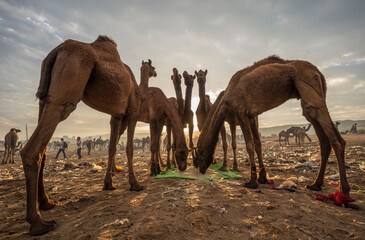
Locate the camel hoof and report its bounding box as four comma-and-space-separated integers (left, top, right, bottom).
39, 200, 58, 210
219, 166, 228, 172
103, 182, 116, 190
244, 181, 258, 189
130, 184, 144, 191
306, 184, 322, 191
29, 219, 57, 236
258, 176, 268, 184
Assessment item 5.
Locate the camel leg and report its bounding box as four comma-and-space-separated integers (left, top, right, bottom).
103, 116, 123, 190
218, 126, 228, 171
127, 115, 143, 191
230, 122, 238, 172
188, 119, 196, 164
250, 117, 267, 184
38, 152, 58, 210
149, 120, 158, 176
237, 114, 258, 189
21, 101, 79, 235
300, 95, 349, 195
166, 123, 172, 169
2, 147, 8, 164
155, 122, 164, 174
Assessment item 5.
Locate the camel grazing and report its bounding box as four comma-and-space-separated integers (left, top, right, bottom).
195, 56, 350, 196
20, 36, 143, 235
195, 70, 230, 170
137, 60, 187, 176
2, 128, 21, 164
278, 130, 290, 146
165, 68, 196, 168
286, 124, 312, 144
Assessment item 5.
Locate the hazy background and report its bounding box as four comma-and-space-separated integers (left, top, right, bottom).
0, 0, 364, 140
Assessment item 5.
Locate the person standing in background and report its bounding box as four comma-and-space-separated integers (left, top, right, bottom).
76, 137, 82, 159
55, 138, 67, 159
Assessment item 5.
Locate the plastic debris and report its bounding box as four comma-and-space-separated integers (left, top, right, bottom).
216, 207, 226, 213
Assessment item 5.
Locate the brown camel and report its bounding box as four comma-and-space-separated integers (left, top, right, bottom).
195, 56, 350, 196
20, 36, 143, 235
278, 130, 290, 146
182, 71, 196, 160
296, 128, 307, 146
195, 70, 230, 170
133, 60, 187, 176
286, 124, 312, 144
165, 68, 196, 167
2, 128, 21, 164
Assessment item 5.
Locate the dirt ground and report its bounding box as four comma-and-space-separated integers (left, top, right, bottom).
1, 134, 365, 240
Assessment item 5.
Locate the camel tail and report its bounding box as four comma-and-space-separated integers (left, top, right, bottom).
35, 45, 62, 99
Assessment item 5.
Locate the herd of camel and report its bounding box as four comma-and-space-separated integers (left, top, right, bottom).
9, 36, 354, 235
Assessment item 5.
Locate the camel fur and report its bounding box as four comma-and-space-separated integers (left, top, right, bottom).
20, 36, 142, 235
195, 56, 349, 196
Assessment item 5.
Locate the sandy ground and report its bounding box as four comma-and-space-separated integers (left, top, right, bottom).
1, 134, 365, 240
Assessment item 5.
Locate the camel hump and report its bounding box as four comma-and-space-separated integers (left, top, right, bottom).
93, 35, 117, 47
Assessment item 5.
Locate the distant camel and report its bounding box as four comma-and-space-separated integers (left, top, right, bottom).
2, 128, 21, 164
286, 124, 312, 144
334, 121, 341, 130
350, 123, 357, 134
195, 56, 349, 196
278, 130, 290, 146
296, 128, 307, 146
142, 136, 150, 152
20, 36, 143, 235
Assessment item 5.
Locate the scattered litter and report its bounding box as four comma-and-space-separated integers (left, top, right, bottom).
358, 190, 364, 193
315, 191, 355, 207
298, 176, 308, 183
216, 207, 226, 214
329, 181, 339, 185
268, 180, 275, 185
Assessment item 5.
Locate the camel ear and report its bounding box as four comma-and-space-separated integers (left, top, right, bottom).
205, 69, 208, 75
148, 59, 151, 65
195, 70, 198, 75
193, 75, 196, 80
142, 60, 145, 65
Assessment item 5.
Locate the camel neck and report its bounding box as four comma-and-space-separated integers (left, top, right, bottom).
198, 83, 206, 113
173, 83, 184, 118
184, 84, 193, 115
139, 70, 149, 95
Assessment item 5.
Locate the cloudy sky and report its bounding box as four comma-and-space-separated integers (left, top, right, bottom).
0, 0, 364, 140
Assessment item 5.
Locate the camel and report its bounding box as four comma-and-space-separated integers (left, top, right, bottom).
195, 56, 350, 197
296, 128, 307, 146
182, 71, 196, 160
334, 121, 341, 130
2, 128, 21, 164
195, 69, 229, 170
286, 124, 312, 144
164, 69, 196, 168
105, 59, 188, 181
278, 130, 290, 146
20, 36, 144, 235
350, 123, 357, 134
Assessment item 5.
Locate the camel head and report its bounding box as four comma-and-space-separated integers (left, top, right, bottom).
171, 68, 182, 86
195, 69, 208, 85
141, 59, 157, 78
194, 147, 214, 174
183, 71, 196, 86
10, 128, 21, 133
175, 148, 188, 171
